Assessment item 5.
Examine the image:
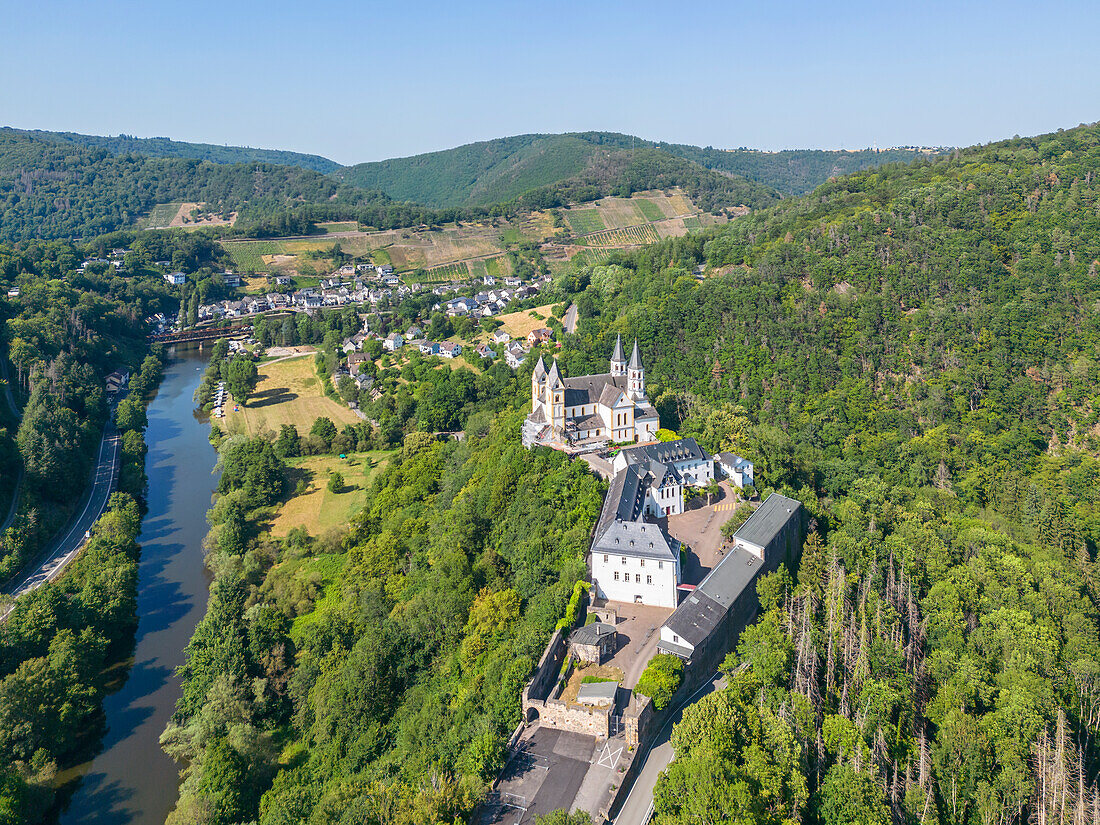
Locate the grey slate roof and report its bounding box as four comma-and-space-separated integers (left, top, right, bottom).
576, 680, 619, 705
561, 372, 626, 407
628, 339, 642, 370
593, 520, 678, 562
611, 334, 625, 364
733, 493, 801, 551
619, 437, 709, 469
595, 465, 647, 535
571, 621, 616, 646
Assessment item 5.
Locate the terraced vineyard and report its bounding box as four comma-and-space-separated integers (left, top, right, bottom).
417, 260, 469, 281
579, 224, 661, 246
682, 216, 703, 231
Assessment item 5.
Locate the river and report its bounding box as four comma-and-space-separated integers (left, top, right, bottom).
58, 348, 217, 825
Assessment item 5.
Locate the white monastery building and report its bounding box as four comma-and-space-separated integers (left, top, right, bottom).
522, 335, 660, 451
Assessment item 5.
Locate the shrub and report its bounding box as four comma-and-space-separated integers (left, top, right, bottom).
556, 580, 590, 631
634, 654, 683, 710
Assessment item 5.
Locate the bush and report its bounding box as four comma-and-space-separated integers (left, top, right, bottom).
327, 472, 344, 493
634, 653, 683, 710
556, 580, 590, 631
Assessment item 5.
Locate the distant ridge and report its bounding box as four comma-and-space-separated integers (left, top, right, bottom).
4, 128, 342, 174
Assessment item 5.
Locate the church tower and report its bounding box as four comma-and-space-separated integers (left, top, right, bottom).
547, 360, 565, 429
531, 355, 547, 414
610, 334, 626, 377
627, 339, 645, 400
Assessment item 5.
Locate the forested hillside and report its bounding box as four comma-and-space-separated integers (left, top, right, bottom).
337, 132, 778, 210
546, 122, 1100, 825
6, 128, 341, 174
656, 143, 940, 195
336, 130, 934, 205
0, 131, 388, 242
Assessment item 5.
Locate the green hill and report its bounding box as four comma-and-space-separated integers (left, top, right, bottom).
0, 130, 382, 242
337, 131, 943, 206
4, 127, 342, 174
335, 132, 637, 206
654, 142, 942, 195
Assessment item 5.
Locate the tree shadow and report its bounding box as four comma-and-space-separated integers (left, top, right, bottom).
247, 387, 298, 408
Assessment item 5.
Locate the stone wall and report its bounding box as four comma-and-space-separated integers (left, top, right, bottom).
523, 627, 566, 708
533, 697, 612, 738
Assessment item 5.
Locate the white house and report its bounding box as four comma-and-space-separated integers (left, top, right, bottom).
612, 437, 715, 512
492, 328, 512, 344
590, 521, 680, 608
505, 342, 528, 368
383, 333, 404, 352
164, 271, 187, 285
716, 452, 754, 488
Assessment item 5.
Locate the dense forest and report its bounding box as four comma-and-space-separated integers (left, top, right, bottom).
0, 131, 390, 242
544, 122, 1100, 824
5, 128, 342, 175
655, 142, 942, 195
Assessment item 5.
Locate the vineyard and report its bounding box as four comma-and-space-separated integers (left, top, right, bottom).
682, 216, 703, 231
578, 224, 661, 247
420, 260, 469, 281
222, 240, 284, 272
569, 248, 614, 267
143, 202, 181, 228
566, 209, 606, 235
634, 199, 665, 222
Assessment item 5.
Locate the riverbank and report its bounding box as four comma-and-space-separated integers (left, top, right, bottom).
56, 348, 220, 825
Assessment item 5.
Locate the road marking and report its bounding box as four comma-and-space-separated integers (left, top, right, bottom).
713, 502, 736, 512
597, 742, 623, 769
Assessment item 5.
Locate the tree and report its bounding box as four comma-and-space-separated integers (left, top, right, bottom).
225, 357, 257, 407
114, 396, 146, 432
310, 417, 337, 450
327, 471, 344, 493
635, 654, 683, 710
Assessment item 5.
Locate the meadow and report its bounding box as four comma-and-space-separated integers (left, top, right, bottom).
222, 354, 361, 435
270, 450, 395, 538
565, 208, 607, 235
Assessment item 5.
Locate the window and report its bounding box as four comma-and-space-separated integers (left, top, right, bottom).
614, 571, 619, 581
603, 554, 608, 563
639, 559, 645, 568
647, 575, 652, 585
622, 556, 627, 565
635, 574, 641, 583
658, 561, 663, 570
673, 634, 679, 643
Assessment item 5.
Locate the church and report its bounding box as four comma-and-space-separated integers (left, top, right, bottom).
522, 335, 660, 451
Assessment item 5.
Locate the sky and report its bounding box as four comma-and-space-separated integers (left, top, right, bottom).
1, 0, 1098, 166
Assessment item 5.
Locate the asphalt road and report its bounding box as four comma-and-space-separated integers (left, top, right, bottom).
0, 413, 121, 621
564, 303, 579, 334
612, 670, 728, 825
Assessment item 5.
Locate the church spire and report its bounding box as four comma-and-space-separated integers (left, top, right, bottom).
627, 339, 645, 401
610, 334, 626, 376
547, 359, 564, 389
628, 339, 642, 370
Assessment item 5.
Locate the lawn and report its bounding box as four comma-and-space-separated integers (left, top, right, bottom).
566, 209, 607, 235
271, 450, 395, 538
222, 354, 362, 436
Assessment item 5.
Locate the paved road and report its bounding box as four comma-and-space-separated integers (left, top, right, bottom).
563, 303, 578, 334
612, 670, 727, 825
0, 359, 23, 533
0, 413, 121, 621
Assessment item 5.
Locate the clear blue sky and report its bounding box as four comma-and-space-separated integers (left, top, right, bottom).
2, 0, 1097, 165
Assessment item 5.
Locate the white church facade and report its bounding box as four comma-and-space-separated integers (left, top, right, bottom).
521, 335, 660, 451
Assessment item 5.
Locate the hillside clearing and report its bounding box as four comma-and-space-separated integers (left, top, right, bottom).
270, 450, 395, 538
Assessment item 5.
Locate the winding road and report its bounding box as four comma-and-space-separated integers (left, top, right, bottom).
0, 408, 122, 622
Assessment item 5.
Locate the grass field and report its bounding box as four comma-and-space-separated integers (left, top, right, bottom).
315, 221, 358, 234
635, 199, 664, 222
222, 241, 284, 272
270, 450, 395, 538
144, 202, 182, 228
682, 216, 703, 231
492, 303, 557, 339
566, 209, 607, 235
222, 355, 361, 436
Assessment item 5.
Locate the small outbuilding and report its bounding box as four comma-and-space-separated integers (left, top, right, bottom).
569, 621, 617, 664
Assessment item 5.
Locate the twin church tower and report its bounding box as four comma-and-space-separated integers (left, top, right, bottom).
521, 334, 660, 450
